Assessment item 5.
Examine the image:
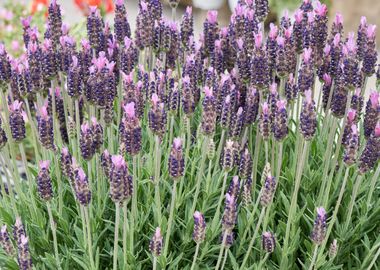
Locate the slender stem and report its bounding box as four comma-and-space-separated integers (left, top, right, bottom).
316, 119, 338, 205
113, 204, 120, 270
168, 115, 175, 151
23, 97, 40, 161
366, 244, 380, 270
281, 140, 309, 269
164, 181, 177, 258
221, 247, 229, 270
215, 231, 229, 270
257, 253, 270, 269
75, 100, 81, 159
237, 190, 262, 255
214, 130, 226, 174
240, 126, 249, 150
265, 140, 269, 165
276, 142, 283, 179
308, 245, 319, 270
153, 257, 157, 270
123, 202, 128, 268
366, 165, 380, 209
190, 136, 208, 216
344, 174, 363, 231
252, 131, 262, 189
154, 135, 162, 226
190, 243, 200, 270
131, 156, 138, 257
84, 206, 95, 270
108, 126, 114, 154
240, 208, 266, 270
211, 172, 228, 232
47, 202, 61, 269
317, 166, 350, 262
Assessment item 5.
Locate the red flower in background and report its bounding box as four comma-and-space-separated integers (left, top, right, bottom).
31, 0, 48, 15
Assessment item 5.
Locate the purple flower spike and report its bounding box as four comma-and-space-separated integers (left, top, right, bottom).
37, 160, 53, 201
60, 147, 73, 181
193, 211, 206, 244
0, 225, 14, 256
169, 137, 185, 180
150, 228, 163, 257
362, 24, 378, 76
222, 193, 238, 232
300, 89, 317, 140
201, 87, 217, 136
9, 100, 26, 142
260, 173, 277, 207
343, 124, 359, 166
74, 167, 91, 206
260, 102, 271, 141
364, 91, 380, 139
311, 207, 327, 245
17, 235, 33, 270
262, 232, 276, 253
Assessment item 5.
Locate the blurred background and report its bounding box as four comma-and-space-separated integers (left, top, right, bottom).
0, 0, 379, 54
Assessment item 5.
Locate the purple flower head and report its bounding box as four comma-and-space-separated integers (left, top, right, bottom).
193, 211, 206, 243
150, 227, 163, 257
0, 225, 14, 256
303, 48, 313, 64
260, 173, 277, 207
311, 207, 327, 245
21, 16, 32, 28
254, 32, 263, 48
315, 1, 328, 16
74, 167, 91, 206
207, 11, 218, 24
366, 24, 377, 39
39, 160, 50, 170
262, 232, 276, 253
269, 23, 278, 40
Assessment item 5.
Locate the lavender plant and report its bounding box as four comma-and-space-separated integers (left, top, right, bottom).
0, 0, 379, 269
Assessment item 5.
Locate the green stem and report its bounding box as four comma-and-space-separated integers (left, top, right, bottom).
308, 245, 319, 270
281, 140, 309, 269
153, 256, 157, 270
75, 100, 81, 159
190, 243, 200, 270
214, 130, 226, 175
84, 206, 95, 270
47, 202, 61, 270
366, 165, 380, 209
211, 171, 228, 232
190, 136, 208, 216
257, 253, 270, 269
276, 142, 283, 179
240, 208, 266, 270
252, 131, 262, 190
215, 231, 229, 270
366, 244, 380, 270
164, 181, 177, 258
154, 135, 162, 225
220, 247, 229, 270
131, 155, 138, 257
113, 203, 120, 270
123, 202, 128, 268
317, 166, 350, 264
344, 174, 363, 231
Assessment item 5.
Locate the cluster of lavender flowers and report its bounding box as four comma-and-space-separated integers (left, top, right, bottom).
0, 0, 379, 269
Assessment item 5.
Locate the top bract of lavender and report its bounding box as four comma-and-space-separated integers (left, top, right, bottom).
0, 0, 379, 269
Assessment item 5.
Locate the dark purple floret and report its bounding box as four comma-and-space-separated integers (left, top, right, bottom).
350, 88, 364, 116
297, 48, 314, 95
73, 166, 91, 206
359, 123, 380, 174
114, 0, 131, 45
87, 6, 105, 54
244, 87, 260, 125
149, 228, 163, 257
251, 33, 270, 89
58, 35, 76, 73
267, 24, 278, 78
239, 148, 253, 179
120, 102, 142, 156
120, 37, 138, 75
201, 87, 217, 136
0, 44, 11, 86
100, 149, 112, 179
255, 0, 269, 22
329, 34, 342, 77
285, 73, 297, 103
236, 39, 250, 83
9, 101, 26, 142
329, 13, 344, 42
317, 45, 331, 81
227, 176, 241, 199
322, 74, 332, 110
260, 174, 277, 207
10, 61, 32, 98
312, 2, 328, 63
80, 122, 95, 160
169, 138, 185, 180
342, 34, 359, 89
363, 92, 380, 139
342, 110, 357, 147
135, 1, 154, 50
41, 39, 58, 79
0, 126, 7, 150
149, 94, 167, 137
300, 90, 317, 140
222, 194, 238, 231
193, 211, 206, 244
362, 25, 377, 76
311, 207, 327, 245
331, 69, 348, 119
273, 100, 288, 141
91, 117, 103, 153
67, 56, 82, 98
13, 218, 26, 246
17, 235, 33, 270
21, 17, 32, 48
181, 7, 194, 50
37, 105, 56, 151
60, 147, 73, 181
259, 102, 271, 141
356, 17, 368, 61
343, 124, 359, 167
262, 232, 276, 253
229, 107, 244, 139
36, 160, 53, 201
203, 11, 219, 56
221, 140, 236, 172
110, 155, 132, 203
0, 225, 14, 256
47, 0, 63, 48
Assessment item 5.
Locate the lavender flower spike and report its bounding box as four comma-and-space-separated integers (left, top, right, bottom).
311, 207, 327, 245
169, 138, 185, 180
300, 90, 317, 140
359, 122, 380, 174
73, 167, 92, 206
37, 160, 53, 201
9, 100, 26, 142
0, 225, 14, 256
193, 211, 206, 244
260, 173, 277, 207
150, 227, 163, 257
262, 232, 276, 253
17, 235, 33, 270
37, 104, 56, 151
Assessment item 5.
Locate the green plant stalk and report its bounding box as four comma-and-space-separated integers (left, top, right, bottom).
321, 92, 352, 207
366, 165, 380, 209
84, 206, 95, 270
257, 253, 270, 269
365, 243, 380, 270
51, 150, 63, 216
168, 114, 175, 150
23, 97, 40, 161
252, 131, 262, 191
316, 118, 338, 205
237, 189, 262, 255
308, 245, 319, 270
344, 174, 363, 231
154, 135, 162, 226
215, 230, 229, 270
130, 155, 138, 256
214, 130, 226, 174
220, 247, 229, 270
113, 203, 120, 270
265, 140, 269, 164
153, 256, 157, 270
321, 81, 335, 137
75, 99, 81, 159
122, 201, 128, 268
240, 207, 266, 270
211, 171, 229, 232
5, 143, 23, 203
190, 136, 208, 216
241, 126, 249, 149
316, 166, 350, 265
276, 141, 283, 179
0, 150, 18, 214
164, 180, 177, 258
190, 243, 201, 270
281, 139, 309, 270
47, 202, 61, 269
96, 154, 102, 208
